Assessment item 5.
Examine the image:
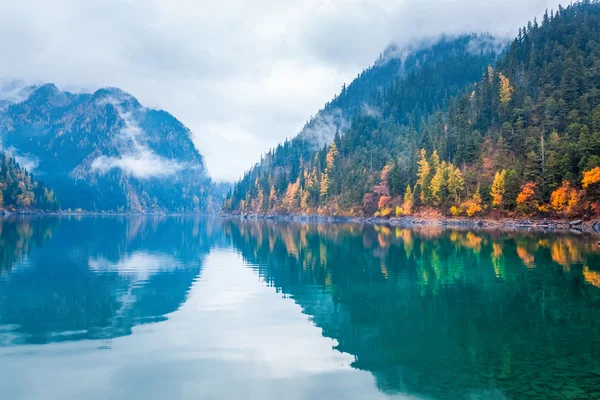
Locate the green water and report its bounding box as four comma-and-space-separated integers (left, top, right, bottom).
1, 217, 599, 399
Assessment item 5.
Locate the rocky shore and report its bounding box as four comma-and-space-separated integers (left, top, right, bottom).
224, 213, 600, 234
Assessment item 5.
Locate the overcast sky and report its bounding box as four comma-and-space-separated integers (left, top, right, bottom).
0, 0, 564, 181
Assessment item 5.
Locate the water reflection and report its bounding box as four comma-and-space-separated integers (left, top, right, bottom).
2, 216, 600, 399
225, 220, 600, 399
0, 216, 221, 345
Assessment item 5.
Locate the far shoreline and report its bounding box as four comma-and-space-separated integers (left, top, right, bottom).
221, 213, 600, 235
3, 208, 600, 235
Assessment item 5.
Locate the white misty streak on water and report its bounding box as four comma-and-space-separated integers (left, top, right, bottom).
88, 251, 181, 283
90, 95, 187, 179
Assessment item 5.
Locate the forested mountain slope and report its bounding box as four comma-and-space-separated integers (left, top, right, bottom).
225, 1, 600, 219
223, 34, 502, 215
0, 151, 58, 211
0, 84, 224, 213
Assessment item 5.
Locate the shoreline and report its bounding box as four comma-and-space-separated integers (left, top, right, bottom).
222, 213, 600, 234
3, 208, 600, 235
0, 209, 217, 218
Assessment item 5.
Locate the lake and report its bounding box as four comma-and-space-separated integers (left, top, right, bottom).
0, 216, 599, 399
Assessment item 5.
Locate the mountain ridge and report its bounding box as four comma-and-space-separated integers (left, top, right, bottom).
0, 83, 224, 213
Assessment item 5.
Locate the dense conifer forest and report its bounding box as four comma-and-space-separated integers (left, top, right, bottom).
223, 1, 600, 219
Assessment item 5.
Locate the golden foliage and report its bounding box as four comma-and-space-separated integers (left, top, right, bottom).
416, 149, 431, 203
319, 173, 329, 199
462, 186, 482, 217
516, 182, 539, 215
490, 170, 506, 208
325, 142, 338, 171
517, 246, 535, 268
403, 185, 414, 215
378, 195, 391, 210
551, 239, 582, 271
583, 266, 600, 288
550, 181, 581, 216
450, 205, 463, 216
379, 207, 392, 217
499, 72, 513, 104
582, 167, 600, 188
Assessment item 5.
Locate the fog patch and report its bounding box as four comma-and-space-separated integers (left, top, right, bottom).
361, 103, 381, 118
300, 108, 349, 149
90, 94, 187, 179
466, 34, 510, 55
0, 80, 38, 110
376, 34, 508, 67
4, 146, 39, 173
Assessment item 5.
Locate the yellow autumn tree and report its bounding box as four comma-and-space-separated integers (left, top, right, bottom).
499, 72, 513, 104
326, 142, 338, 171
447, 164, 465, 203
429, 161, 447, 206
416, 149, 431, 204
268, 184, 277, 209
402, 185, 414, 215
463, 186, 482, 217
320, 173, 329, 200
490, 170, 506, 209
283, 178, 300, 211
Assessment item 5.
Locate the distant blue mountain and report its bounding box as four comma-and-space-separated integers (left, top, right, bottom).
0, 83, 224, 213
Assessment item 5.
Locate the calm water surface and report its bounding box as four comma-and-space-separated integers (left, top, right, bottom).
1, 216, 599, 399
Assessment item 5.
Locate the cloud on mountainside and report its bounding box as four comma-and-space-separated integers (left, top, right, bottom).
90, 97, 188, 179
0, 0, 565, 181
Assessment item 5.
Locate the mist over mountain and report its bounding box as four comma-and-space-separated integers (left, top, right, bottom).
0, 84, 225, 213
224, 33, 502, 214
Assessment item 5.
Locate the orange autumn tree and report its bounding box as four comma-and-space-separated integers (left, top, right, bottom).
582, 167, 600, 189
516, 182, 539, 216
582, 167, 600, 201
550, 181, 581, 216
462, 186, 482, 217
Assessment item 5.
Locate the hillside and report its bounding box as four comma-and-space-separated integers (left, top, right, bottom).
223, 34, 502, 215
0, 151, 58, 212
224, 1, 600, 219
0, 84, 224, 213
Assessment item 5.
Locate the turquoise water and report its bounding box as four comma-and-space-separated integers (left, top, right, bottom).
1, 217, 599, 399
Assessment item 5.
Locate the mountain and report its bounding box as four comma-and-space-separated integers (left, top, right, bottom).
0, 84, 224, 213
222, 34, 503, 215
225, 1, 600, 219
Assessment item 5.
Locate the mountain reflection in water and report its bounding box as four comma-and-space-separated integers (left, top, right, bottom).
0, 216, 599, 400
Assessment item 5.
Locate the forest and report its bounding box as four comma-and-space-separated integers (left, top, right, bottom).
0, 151, 58, 212
223, 1, 600, 219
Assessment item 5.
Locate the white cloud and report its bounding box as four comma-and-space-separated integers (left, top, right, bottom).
5, 146, 40, 173
0, 0, 565, 181
89, 96, 188, 179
